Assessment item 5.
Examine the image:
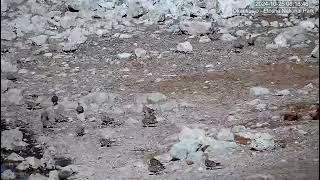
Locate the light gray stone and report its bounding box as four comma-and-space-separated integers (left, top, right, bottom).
249, 87, 270, 96
216, 128, 234, 141
220, 33, 237, 41
311, 45, 319, 58
1, 128, 28, 150
177, 41, 193, 53
146, 92, 167, 103
134, 48, 147, 59
6, 152, 24, 161
1, 61, 18, 73
179, 21, 212, 35
1, 169, 16, 180
28, 173, 49, 180
30, 35, 48, 46
199, 36, 211, 43
1, 88, 24, 105
1, 79, 9, 93
117, 53, 132, 59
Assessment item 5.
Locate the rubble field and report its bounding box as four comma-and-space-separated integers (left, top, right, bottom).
1, 0, 319, 180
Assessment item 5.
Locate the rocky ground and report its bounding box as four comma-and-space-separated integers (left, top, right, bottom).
1, 0, 319, 180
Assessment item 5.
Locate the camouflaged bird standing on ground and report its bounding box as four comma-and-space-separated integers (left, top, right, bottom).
142, 105, 158, 127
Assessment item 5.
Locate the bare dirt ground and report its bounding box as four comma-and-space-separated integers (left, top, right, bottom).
1, 19, 319, 180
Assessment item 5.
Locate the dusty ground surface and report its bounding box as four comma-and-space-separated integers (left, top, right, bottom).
1, 7, 319, 180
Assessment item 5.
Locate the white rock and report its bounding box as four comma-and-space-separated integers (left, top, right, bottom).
256, 103, 267, 111
117, 53, 132, 59
159, 100, 178, 112
246, 99, 260, 106
1, 88, 24, 105
16, 161, 30, 171
274, 34, 288, 47
231, 125, 247, 133
134, 48, 147, 59
1, 128, 28, 150
216, 128, 234, 141
299, 20, 315, 31
250, 132, 275, 151
30, 35, 48, 46
270, 21, 279, 28
1, 61, 18, 73
275, 89, 291, 96
26, 157, 43, 169
6, 152, 24, 161
28, 173, 49, 180
177, 41, 193, 53
1, 27, 17, 41
235, 30, 246, 37
179, 21, 212, 35
220, 33, 237, 41
261, 20, 269, 27
154, 153, 172, 163
199, 36, 211, 43
146, 92, 167, 103
1, 169, 16, 180
68, 27, 87, 44
119, 34, 133, 39
249, 87, 270, 96
311, 45, 319, 58
288, 56, 301, 63
48, 170, 59, 180
245, 174, 276, 180
127, 0, 148, 18
1, 79, 9, 93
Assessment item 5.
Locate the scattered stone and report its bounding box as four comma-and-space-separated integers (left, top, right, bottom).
249, 87, 270, 96
1, 61, 18, 73
58, 170, 75, 180
119, 34, 133, 39
179, 21, 212, 35
25, 157, 43, 169
134, 48, 147, 59
261, 20, 269, 27
28, 173, 49, 180
288, 55, 301, 63
1, 169, 16, 180
275, 89, 291, 96
16, 161, 30, 171
270, 21, 279, 28
62, 43, 78, 52
68, 27, 87, 45
299, 20, 316, 31
199, 36, 211, 43
311, 45, 319, 58
127, 0, 148, 18
117, 53, 132, 59
245, 174, 276, 180
216, 128, 234, 141
6, 74, 17, 81
6, 152, 24, 161
30, 35, 48, 46
177, 41, 193, 53
220, 33, 237, 41
146, 92, 167, 103
233, 41, 244, 49
1, 27, 17, 41
1, 79, 9, 92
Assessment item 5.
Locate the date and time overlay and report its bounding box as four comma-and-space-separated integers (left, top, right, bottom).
233, 0, 318, 15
